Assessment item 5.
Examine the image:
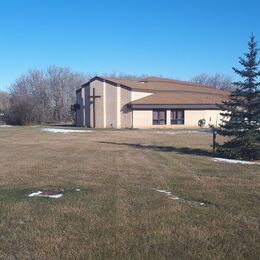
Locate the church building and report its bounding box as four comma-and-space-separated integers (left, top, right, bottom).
74, 76, 229, 128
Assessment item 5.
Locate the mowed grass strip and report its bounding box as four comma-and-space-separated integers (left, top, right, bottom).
0, 127, 259, 259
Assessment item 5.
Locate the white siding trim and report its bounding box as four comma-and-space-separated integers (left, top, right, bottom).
103, 81, 106, 128
117, 85, 121, 128
82, 88, 85, 127
166, 110, 171, 125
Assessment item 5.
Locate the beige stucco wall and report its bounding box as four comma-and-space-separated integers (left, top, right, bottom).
81, 79, 133, 128
133, 110, 153, 128
185, 110, 223, 127
88, 80, 104, 128
206, 110, 224, 126
84, 80, 119, 128
84, 85, 90, 127
105, 82, 118, 128
184, 110, 205, 127
132, 109, 224, 128
121, 87, 132, 128
87, 80, 145, 128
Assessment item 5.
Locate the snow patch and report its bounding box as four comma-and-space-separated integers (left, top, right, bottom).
213, 157, 259, 165
41, 128, 93, 134
155, 131, 176, 135
155, 189, 172, 196
187, 130, 210, 134
0, 125, 16, 127
152, 188, 207, 206
28, 191, 63, 199
155, 130, 210, 135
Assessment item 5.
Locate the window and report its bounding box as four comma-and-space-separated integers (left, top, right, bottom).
153, 110, 166, 125
171, 109, 184, 125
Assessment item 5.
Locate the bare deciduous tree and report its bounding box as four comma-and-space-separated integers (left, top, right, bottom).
0, 91, 10, 123
103, 72, 153, 80
0, 91, 10, 113
191, 73, 234, 90
46, 66, 87, 122
8, 66, 88, 125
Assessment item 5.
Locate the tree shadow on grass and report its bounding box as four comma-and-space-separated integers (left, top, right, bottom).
98, 141, 214, 158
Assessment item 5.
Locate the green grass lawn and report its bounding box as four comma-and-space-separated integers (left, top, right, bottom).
0, 127, 259, 259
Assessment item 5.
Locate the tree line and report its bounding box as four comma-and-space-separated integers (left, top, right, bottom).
191, 73, 234, 90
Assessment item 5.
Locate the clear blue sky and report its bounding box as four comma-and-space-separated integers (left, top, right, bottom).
0, 0, 260, 91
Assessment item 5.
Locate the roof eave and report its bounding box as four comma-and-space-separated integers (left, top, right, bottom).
130, 103, 220, 109
80, 76, 132, 91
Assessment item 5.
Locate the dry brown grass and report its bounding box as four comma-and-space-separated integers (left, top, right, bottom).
0, 127, 259, 259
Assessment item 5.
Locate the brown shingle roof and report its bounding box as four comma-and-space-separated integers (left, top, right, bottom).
103, 76, 229, 95
131, 92, 228, 105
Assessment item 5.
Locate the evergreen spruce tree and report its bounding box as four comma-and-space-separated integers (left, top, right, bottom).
217, 34, 260, 160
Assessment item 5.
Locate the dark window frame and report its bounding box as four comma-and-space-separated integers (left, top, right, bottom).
153, 109, 167, 125
171, 109, 185, 125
